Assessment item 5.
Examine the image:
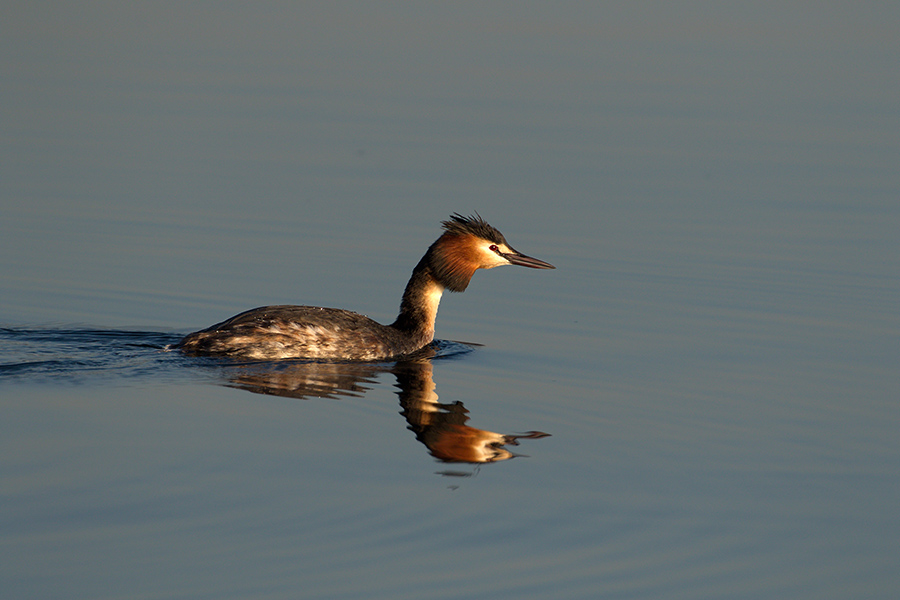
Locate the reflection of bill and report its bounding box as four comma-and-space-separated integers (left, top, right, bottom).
210, 352, 549, 466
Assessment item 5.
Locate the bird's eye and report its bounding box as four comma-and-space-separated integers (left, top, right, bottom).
489, 244, 500, 253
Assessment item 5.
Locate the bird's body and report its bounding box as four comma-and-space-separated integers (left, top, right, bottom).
176, 305, 433, 361
175, 214, 553, 361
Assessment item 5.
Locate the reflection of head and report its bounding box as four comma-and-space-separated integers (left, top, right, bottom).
395, 360, 549, 464
417, 424, 517, 463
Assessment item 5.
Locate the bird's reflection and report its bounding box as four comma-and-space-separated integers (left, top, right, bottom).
207, 344, 549, 467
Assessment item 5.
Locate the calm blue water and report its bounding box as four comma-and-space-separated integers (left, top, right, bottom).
2, 4, 899, 599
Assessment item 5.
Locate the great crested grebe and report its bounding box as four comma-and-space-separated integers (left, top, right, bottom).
175, 213, 554, 360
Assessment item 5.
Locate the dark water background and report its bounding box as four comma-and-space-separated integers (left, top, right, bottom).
2, 4, 898, 599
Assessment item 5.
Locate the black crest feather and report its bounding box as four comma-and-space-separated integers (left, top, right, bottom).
441, 213, 507, 245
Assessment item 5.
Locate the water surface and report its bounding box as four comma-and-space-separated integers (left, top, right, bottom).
2, 3, 898, 599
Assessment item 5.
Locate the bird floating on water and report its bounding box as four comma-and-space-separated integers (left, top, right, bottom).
175, 213, 554, 360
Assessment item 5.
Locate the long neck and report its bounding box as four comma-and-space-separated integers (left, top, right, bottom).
390, 251, 445, 336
